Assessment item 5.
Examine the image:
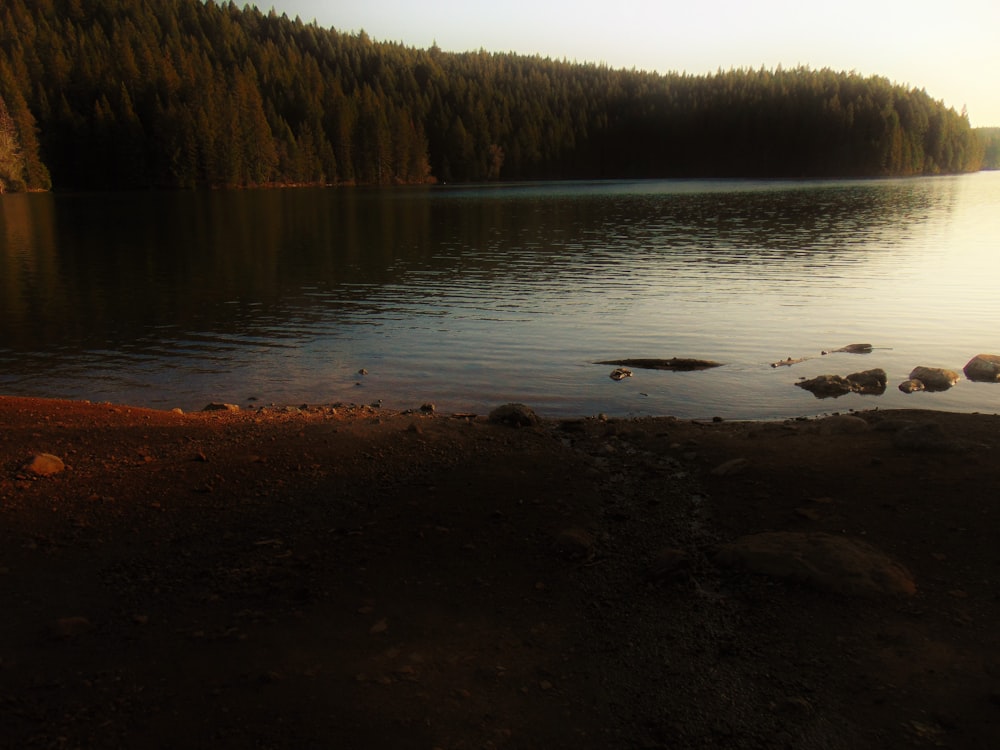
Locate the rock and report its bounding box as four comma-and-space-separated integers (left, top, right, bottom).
846, 368, 887, 395
203, 402, 240, 412
891, 422, 964, 453
964, 354, 1000, 382
908, 366, 960, 392
609, 367, 633, 381
816, 415, 869, 435
419, 403, 436, 413
488, 403, 539, 427
711, 457, 751, 476
898, 379, 925, 394
715, 532, 916, 597
796, 374, 853, 398
797, 370, 886, 398
25, 453, 65, 477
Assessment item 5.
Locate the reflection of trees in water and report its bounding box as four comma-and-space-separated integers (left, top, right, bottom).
0, 180, 962, 353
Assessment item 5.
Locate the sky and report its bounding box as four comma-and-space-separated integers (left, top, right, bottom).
261, 0, 1000, 127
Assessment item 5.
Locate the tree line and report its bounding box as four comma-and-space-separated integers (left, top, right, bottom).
0, 0, 987, 192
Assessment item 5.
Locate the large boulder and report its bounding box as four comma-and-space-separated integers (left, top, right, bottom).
715, 532, 916, 597
964, 354, 1000, 382
907, 366, 960, 392
488, 403, 539, 427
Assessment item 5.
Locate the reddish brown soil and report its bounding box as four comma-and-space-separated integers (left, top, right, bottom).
2, 397, 1000, 749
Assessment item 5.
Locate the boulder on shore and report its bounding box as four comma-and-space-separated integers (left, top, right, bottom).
488, 403, 539, 427
715, 531, 916, 598
964, 354, 1000, 382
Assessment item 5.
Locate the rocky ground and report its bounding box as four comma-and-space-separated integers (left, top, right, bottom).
2, 396, 1000, 749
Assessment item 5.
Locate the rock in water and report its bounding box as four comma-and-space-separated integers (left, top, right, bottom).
964, 354, 1000, 382
908, 366, 960, 392
795, 374, 854, 398
488, 403, 539, 427
846, 368, 887, 395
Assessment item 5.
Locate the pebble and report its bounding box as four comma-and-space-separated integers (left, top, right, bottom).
25, 453, 65, 477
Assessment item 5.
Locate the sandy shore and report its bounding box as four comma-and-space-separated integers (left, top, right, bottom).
2, 396, 1000, 748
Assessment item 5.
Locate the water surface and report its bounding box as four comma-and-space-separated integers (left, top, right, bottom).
1, 174, 998, 419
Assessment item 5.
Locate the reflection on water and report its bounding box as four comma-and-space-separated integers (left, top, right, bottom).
1, 175, 997, 419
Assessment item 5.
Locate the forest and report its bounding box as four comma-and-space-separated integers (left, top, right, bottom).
0, 0, 988, 192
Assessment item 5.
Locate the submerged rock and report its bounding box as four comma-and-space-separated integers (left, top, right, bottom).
964, 354, 1000, 382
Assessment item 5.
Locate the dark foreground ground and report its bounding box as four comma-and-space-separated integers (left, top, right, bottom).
2, 396, 999, 749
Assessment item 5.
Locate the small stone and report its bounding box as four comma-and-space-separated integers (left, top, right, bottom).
25, 453, 65, 477
419, 403, 436, 413
369, 618, 388, 634
898, 379, 925, 394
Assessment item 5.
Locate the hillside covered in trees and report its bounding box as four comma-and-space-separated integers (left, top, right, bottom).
0, 0, 987, 192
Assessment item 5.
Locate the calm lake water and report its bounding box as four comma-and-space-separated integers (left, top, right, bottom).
2, 174, 999, 420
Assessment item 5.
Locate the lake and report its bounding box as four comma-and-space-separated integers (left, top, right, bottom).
1, 173, 998, 420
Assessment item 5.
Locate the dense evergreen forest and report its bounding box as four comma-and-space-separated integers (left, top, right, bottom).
977, 128, 1000, 169
0, 0, 987, 192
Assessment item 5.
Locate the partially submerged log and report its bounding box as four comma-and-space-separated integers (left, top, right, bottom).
595, 357, 722, 371
823, 343, 874, 355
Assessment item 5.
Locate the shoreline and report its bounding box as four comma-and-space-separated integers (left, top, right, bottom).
3, 395, 1000, 747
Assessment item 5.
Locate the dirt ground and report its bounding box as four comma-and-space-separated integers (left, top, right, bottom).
2, 396, 1000, 749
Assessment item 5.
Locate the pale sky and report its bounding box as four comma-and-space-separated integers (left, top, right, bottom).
262, 0, 999, 127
